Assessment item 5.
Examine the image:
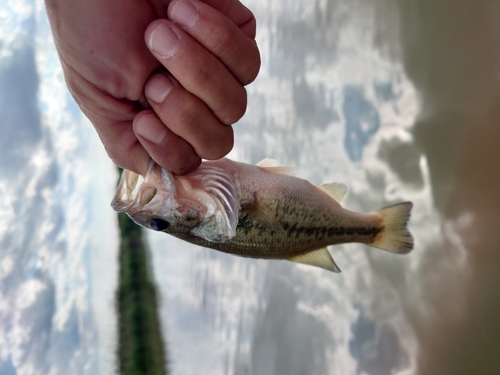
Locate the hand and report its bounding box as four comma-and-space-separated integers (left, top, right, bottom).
45, 0, 260, 175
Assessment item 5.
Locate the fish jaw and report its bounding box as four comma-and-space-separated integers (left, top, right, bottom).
111, 160, 240, 242
112, 161, 202, 233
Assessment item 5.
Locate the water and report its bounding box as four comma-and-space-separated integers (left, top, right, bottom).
0, 1, 118, 373
1, 0, 500, 374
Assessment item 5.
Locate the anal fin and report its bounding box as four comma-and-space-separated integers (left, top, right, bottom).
288, 247, 341, 273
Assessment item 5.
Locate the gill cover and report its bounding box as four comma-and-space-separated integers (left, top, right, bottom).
177, 164, 240, 242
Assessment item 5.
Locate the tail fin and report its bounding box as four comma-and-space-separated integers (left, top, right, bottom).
371, 202, 413, 254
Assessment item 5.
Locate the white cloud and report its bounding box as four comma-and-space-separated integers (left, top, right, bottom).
0, 2, 117, 374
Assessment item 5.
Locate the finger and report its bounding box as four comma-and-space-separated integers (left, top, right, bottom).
64, 68, 152, 175
168, 0, 260, 84
133, 110, 202, 175
198, 0, 257, 38
143, 73, 234, 160
102, 121, 151, 176
145, 20, 247, 124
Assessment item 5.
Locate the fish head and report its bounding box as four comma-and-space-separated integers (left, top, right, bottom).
111, 160, 239, 243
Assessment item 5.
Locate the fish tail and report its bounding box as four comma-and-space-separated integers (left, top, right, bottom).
371, 202, 413, 254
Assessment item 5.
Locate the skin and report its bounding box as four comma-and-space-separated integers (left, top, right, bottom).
45, 0, 260, 175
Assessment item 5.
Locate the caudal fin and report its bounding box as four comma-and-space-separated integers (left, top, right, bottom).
371, 202, 413, 254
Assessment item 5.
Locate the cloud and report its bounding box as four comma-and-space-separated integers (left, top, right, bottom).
0, 4, 111, 374
248, 264, 335, 375
349, 308, 409, 375
0, 34, 42, 178
148, 1, 426, 374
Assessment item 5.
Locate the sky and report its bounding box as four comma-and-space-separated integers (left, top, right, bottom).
147, 0, 434, 374
0, 0, 430, 374
146, 0, 500, 374
1, 0, 500, 374
0, 1, 118, 374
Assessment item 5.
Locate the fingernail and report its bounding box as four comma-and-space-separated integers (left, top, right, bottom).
136, 115, 168, 144
145, 74, 174, 103
171, 0, 199, 28
148, 23, 180, 57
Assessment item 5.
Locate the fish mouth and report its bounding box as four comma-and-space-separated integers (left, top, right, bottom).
111, 160, 172, 213
111, 168, 143, 213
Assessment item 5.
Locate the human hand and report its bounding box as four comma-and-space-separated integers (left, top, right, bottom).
45, 0, 260, 175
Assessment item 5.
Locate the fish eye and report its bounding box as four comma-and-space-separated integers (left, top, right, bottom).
149, 218, 169, 231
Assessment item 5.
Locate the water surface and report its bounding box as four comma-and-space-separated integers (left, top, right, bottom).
1, 0, 500, 374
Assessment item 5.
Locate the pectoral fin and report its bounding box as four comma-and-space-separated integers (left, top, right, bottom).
247, 198, 286, 234
288, 247, 341, 272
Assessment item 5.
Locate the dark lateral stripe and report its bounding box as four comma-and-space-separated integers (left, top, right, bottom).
280, 223, 383, 239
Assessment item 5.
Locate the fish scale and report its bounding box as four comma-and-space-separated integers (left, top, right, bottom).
112, 158, 413, 272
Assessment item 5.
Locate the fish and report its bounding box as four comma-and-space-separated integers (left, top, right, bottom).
111, 158, 413, 272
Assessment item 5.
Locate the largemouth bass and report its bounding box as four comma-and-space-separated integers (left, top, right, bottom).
112, 158, 413, 272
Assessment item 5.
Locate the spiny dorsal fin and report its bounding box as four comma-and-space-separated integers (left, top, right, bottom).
257, 158, 299, 176
247, 198, 286, 234
288, 247, 341, 273
317, 182, 348, 203
257, 158, 279, 167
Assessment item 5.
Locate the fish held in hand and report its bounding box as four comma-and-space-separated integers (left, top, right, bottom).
111, 158, 413, 272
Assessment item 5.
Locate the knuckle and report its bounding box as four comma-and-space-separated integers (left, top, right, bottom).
210, 28, 233, 57
239, 48, 261, 85
176, 94, 201, 123
222, 88, 247, 124
211, 32, 261, 86
201, 129, 234, 160
241, 16, 257, 39
156, 147, 201, 176
107, 146, 134, 172
187, 61, 214, 92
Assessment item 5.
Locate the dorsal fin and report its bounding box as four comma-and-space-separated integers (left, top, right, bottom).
288, 247, 341, 272
257, 158, 299, 175
247, 198, 286, 233
317, 182, 348, 203
257, 158, 279, 167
